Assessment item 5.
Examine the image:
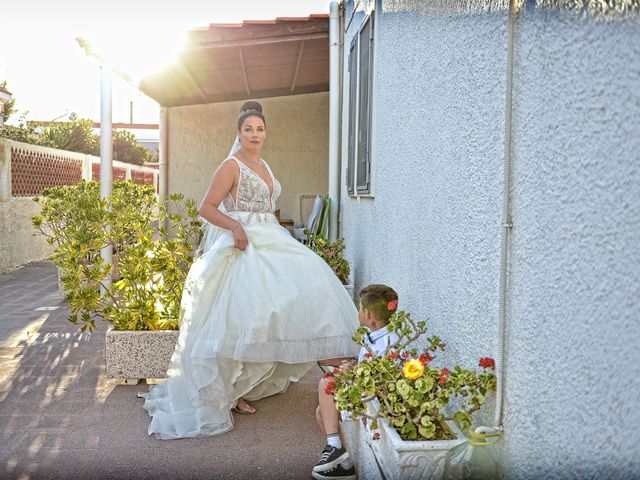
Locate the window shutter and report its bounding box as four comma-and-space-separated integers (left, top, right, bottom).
356, 14, 374, 193
347, 39, 358, 195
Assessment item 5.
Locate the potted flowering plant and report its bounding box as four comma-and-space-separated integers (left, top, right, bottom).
304, 229, 352, 294
332, 308, 496, 480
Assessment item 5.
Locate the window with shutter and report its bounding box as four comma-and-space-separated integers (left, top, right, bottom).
347, 38, 358, 195
356, 14, 374, 194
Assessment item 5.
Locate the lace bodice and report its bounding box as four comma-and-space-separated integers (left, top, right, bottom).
222, 156, 281, 214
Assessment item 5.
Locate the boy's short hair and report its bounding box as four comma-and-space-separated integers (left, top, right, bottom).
358, 284, 399, 325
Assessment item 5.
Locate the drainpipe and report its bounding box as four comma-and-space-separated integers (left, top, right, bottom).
100, 65, 113, 289
328, 1, 341, 241
159, 107, 169, 220
493, 0, 517, 430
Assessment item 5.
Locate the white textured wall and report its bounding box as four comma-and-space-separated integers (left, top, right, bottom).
167, 93, 329, 224
503, 8, 640, 479
0, 198, 52, 273
340, 2, 640, 478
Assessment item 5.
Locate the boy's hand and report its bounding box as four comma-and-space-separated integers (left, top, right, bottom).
338, 360, 356, 374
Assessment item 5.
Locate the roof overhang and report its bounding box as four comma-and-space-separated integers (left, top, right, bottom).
139, 14, 330, 107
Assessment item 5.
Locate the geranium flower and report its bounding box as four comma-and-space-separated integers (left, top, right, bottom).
372, 432, 381, 440
364, 352, 373, 358
439, 368, 449, 384
402, 359, 425, 380
326, 250, 335, 258
324, 380, 336, 395
388, 351, 400, 360
401, 352, 409, 359
419, 353, 433, 365
332, 367, 340, 374
479, 357, 495, 369
387, 299, 398, 311
322, 372, 332, 379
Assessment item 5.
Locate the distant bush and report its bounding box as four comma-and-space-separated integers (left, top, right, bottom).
39, 119, 100, 155
0, 116, 157, 165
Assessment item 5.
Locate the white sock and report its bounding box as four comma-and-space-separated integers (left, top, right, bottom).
327, 433, 342, 449
341, 457, 354, 469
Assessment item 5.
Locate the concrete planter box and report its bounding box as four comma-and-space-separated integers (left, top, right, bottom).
105, 328, 179, 383
344, 401, 466, 480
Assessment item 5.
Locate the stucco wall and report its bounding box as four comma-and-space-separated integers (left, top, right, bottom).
340, 2, 640, 478
0, 198, 52, 273
503, 8, 640, 479
167, 92, 329, 225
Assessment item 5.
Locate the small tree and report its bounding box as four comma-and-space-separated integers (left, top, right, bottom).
39, 118, 100, 155
0, 80, 16, 123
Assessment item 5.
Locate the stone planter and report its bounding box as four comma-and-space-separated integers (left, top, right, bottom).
105, 327, 179, 384
362, 401, 466, 480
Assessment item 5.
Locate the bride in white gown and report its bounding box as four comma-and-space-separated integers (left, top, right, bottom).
142, 101, 359, 439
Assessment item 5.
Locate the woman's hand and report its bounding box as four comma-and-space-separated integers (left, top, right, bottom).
232, 223, 248, 250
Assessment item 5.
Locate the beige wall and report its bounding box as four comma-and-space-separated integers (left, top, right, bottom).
0, 198, 52, 273
167, 92, 329, 224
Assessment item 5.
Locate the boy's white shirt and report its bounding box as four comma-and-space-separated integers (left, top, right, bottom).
341, 327, 400, 422
358, 327, 400, 362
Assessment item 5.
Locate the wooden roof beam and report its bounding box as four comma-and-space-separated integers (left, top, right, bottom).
238, 47, 251, 96
183, 32, 328, 52
290, 40, 306, 93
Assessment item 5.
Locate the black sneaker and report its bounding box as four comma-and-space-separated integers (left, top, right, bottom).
312, 463, 357, 480
312, 445, 350, 473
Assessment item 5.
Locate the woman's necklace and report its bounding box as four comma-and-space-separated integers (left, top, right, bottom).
237, 150, 260, 166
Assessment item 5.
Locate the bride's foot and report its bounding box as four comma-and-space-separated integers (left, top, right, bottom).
232, 398, 256, 414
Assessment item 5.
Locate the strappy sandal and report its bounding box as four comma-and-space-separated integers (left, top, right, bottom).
232, 398, 256, 414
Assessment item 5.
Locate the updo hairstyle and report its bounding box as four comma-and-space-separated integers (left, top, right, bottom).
237, 100, 266, 130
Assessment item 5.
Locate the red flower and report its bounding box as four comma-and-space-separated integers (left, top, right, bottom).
326, 250, 335, 258
388, 351, 400, 360
479, 357, 495, 369
401, 352, 409, 359
364, 352, 373, 358
419, 353, 433, 365
387, 299, 398, 311
372, 432, 381, 440
323, 380, 336, 395
332, 367, 340, 374
322, 372, 332, 379
439, 368, 449, 384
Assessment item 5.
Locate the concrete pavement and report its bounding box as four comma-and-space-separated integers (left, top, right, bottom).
0, 261, 325, 480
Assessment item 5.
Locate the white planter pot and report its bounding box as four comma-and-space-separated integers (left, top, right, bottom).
105, 328, 179, 383
365, 403, 466, 480
344, 284, 355, 299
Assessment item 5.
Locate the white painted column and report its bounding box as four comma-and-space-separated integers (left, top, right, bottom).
328, 1, 341, 241
159, 107, 168, 208
100, 65, 113, 288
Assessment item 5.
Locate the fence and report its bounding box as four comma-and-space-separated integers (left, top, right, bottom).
1, 138, 159, 199
0, 139, 159, 273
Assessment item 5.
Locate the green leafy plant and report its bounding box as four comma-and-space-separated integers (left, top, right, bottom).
39, 118, 100, 155
332, 310, 496, 441
113, 129, 157, 165
0, 112, 40, 144
32, 180, 201, 332
304, 229, 350, 285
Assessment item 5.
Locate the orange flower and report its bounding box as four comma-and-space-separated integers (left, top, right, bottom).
402, 359, 425, 380
387, 299, 398, 311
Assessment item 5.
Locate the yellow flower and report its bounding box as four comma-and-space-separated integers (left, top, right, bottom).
402, 359, 425, 380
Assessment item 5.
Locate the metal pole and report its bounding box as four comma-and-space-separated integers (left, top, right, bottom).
328, 1, 341, 241
100, 65, 113, 289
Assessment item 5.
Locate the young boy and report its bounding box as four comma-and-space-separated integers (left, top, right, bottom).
312, 284, 400, 480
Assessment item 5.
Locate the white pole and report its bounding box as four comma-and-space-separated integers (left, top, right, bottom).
100, 65, 113, 289
159, 107, 168, 210
328, 1, 341, 241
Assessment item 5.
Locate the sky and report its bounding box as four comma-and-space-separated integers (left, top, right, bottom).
1, 0, 332, 127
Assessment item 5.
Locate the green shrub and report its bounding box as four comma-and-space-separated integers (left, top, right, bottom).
39, 118, 100, 155
32, 181, 201, 331
113, 129, 157, 165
